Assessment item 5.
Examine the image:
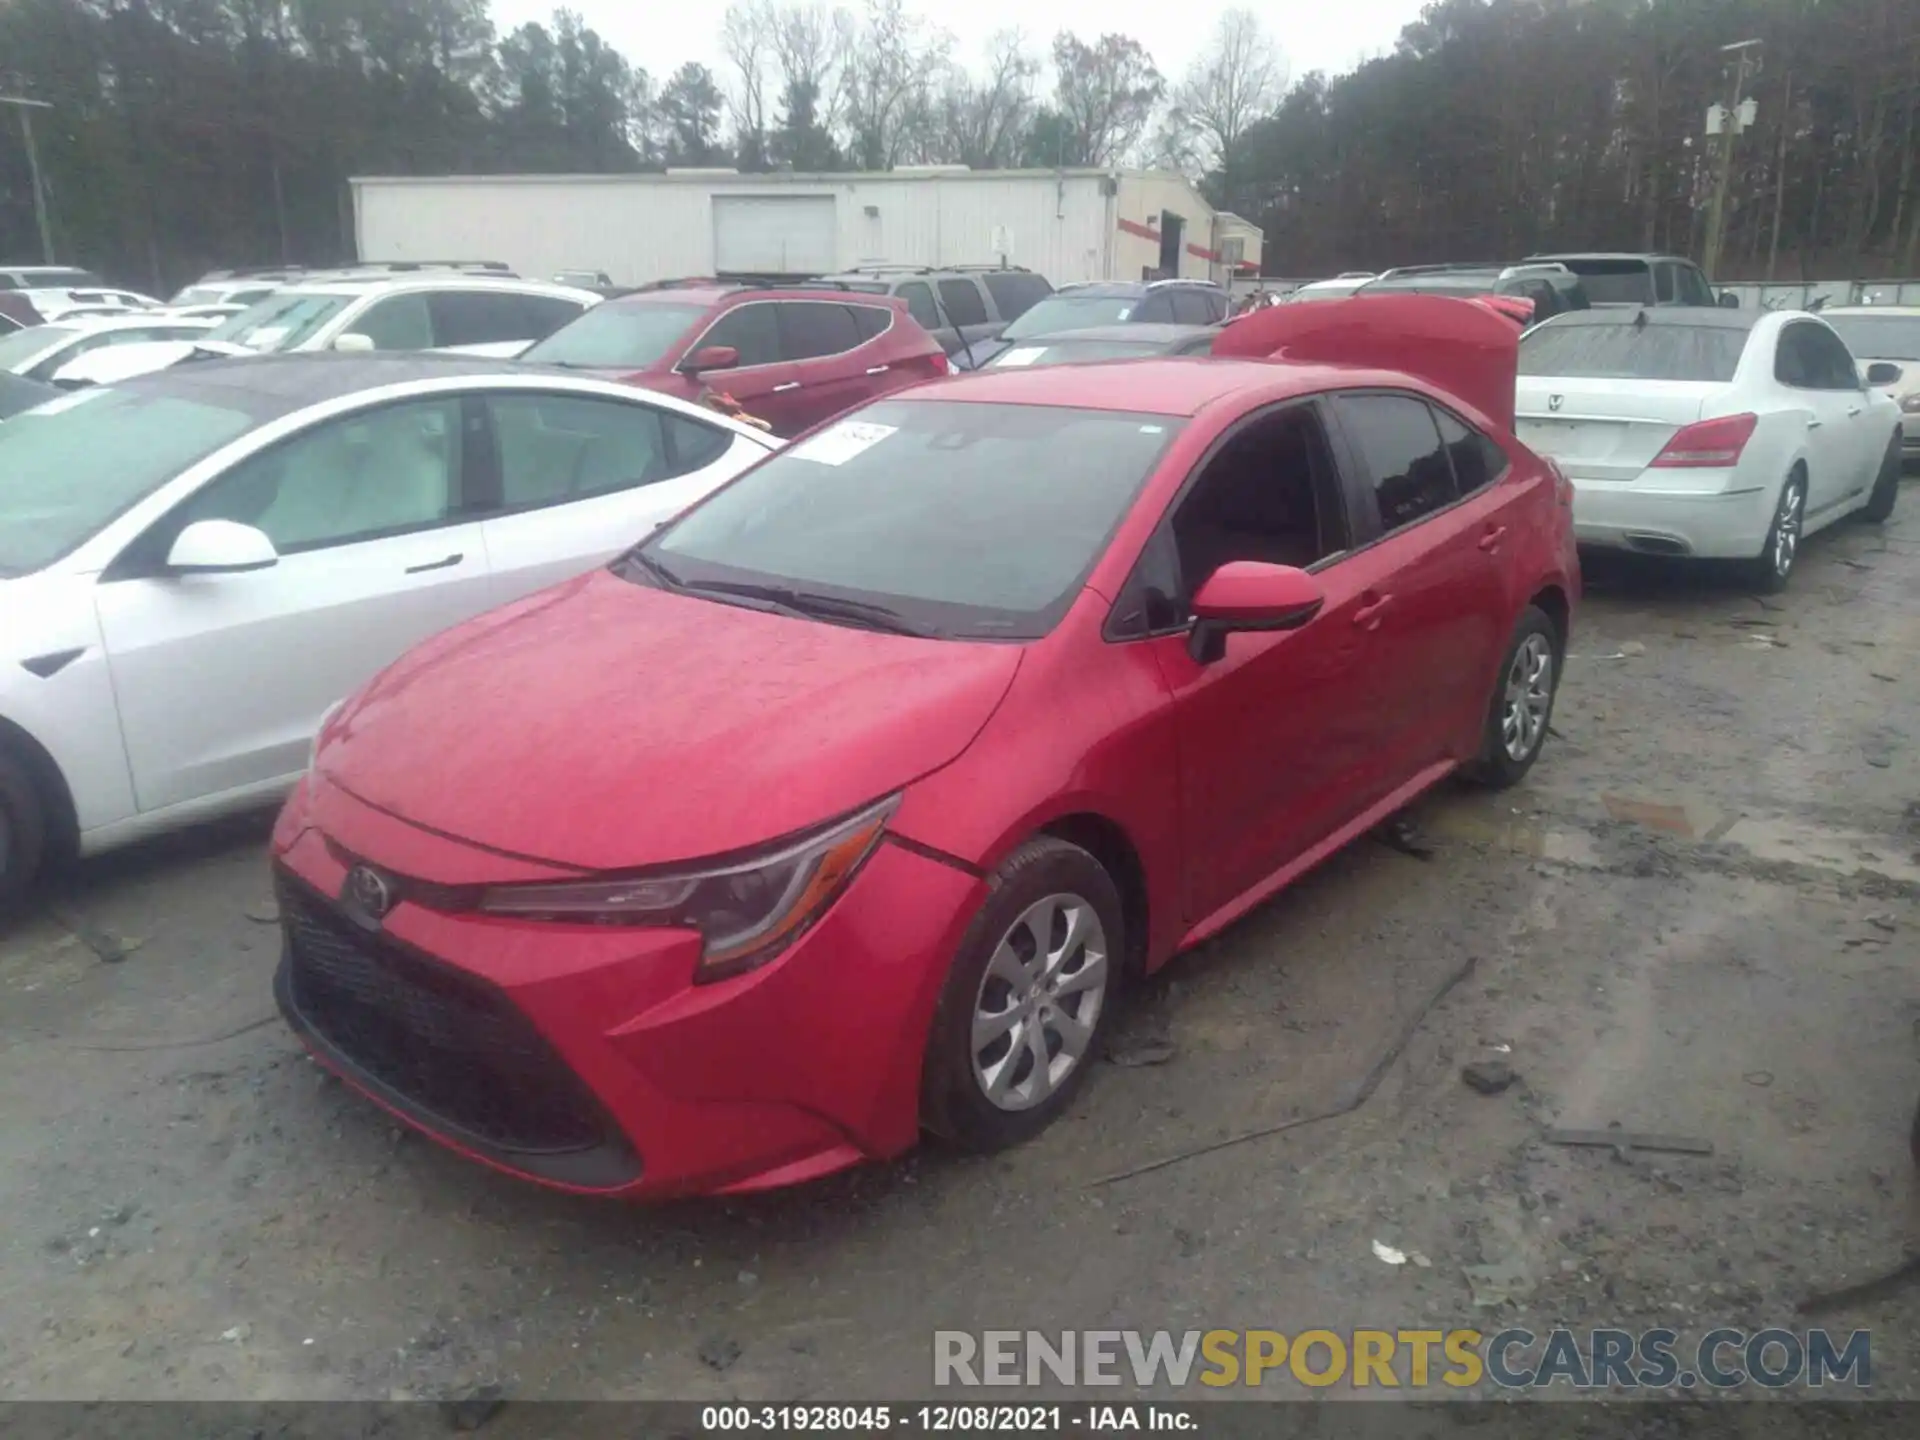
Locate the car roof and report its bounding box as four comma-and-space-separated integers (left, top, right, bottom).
1536, 306, 1760, 332
1526, 252, 1688, 264
114, 351, 550, 409
57, 312, 214, 332
284, 276, 598, 299
1022, 323, 1214, 344
912, 356, 1340, 416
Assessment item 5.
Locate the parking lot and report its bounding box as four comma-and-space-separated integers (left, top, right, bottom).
3, 488, 1917, 1404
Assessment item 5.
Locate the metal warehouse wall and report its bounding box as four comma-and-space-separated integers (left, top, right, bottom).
351, 171, 1241, 288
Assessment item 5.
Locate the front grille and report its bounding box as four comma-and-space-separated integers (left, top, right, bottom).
280, 880, 609, 1156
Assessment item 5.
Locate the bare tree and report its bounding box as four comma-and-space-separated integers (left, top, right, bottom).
1052, 32, 1164, 167
927, 31, 1037, 168
770, 1, 848, 133
840, 0, 952, 170
1172, 10, 1286, 201
721, 1, 774, 166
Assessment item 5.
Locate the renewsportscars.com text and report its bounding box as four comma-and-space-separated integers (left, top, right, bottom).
933, 1327, 1871, 1390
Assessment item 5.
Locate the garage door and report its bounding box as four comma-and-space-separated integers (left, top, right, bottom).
712, 195, 837, 276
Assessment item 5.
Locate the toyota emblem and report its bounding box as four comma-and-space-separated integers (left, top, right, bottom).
1548, 394, 1564, 412
345, 864, 395, 921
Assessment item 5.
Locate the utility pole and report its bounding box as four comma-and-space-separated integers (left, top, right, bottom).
0, 95, 55, 264
1701, 39, 1761, 282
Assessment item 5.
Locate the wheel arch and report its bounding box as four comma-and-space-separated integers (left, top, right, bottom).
0, 713, 79, 866
1035, 811, 1151, 980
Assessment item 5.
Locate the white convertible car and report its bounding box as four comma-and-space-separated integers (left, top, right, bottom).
0, 354, 777, 898
1516, 307, 1905, 589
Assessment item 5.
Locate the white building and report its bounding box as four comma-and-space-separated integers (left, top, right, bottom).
350, 167, 1263, 290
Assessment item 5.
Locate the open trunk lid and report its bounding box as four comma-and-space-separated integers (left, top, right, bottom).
1213, 293, 1519, 431
1514, 379, 1721, 481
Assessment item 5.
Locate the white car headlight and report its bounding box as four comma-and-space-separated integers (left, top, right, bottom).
309, 701, 344, 776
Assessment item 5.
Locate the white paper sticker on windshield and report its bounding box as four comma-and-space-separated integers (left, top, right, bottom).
1115, 307, 1133, 320
791, 421, 898, 466
994, 346, 1047, 368
246, 325, 290, 350
25, 387, 110, 416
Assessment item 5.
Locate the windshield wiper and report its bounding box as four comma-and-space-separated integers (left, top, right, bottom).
612, 549, 683, 590
679, 579, 937, 637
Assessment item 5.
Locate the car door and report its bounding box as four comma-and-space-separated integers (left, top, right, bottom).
1326, 392, 1514, 785
476, 390, 767, 604
1118, 399, 1381, 922
1774, 322, 1860, 514
1799, 320, 1883, 506
91, 396, 494, 812
774, 300, 877, 433
684, 300, 797, 430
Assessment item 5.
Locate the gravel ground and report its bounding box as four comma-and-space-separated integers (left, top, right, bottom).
2, 483, 1917, 1411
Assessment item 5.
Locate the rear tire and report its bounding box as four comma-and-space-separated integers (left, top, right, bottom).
1466, 605, 1560, 790
920, 837, 1122, 1152
1861, 435, 1901, 524
1745, 470, 1806, 594
0, 748, 48, 911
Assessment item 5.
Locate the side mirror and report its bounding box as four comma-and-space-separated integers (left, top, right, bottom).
680, 344, 739, 374
166, 520, 279, 575
332, 332, 376, 353
1187, 561, 1326, 663
1718, 292, 1741, 309
1865, 361, 1902, 387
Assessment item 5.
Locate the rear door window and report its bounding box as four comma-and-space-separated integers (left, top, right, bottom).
1563, 261, 1656, 306
778, 302, 864, 360
935, 280, 989, 328
1334, 394, 1459, 533
1432, 408, 1509, 495
894, 282, 941, 331
353, 293, 434, 350
1132, 293, 1176, 323
849, 304, 892, 341
430, 291, 586, 346
1170, 291, 1213, 324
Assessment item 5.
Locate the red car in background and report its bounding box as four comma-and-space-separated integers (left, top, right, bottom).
274, 296, 1578, 1200
520, 282, 950, 437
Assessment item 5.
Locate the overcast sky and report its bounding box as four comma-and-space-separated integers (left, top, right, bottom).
487, 1, 1431, 97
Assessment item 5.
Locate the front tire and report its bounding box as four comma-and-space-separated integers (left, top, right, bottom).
920, 837, 1122, 1151
1861, 435, 1901, 523
1746, 471, 1806, 593
0, 748, 48, 911
1466, 605, 1560, 790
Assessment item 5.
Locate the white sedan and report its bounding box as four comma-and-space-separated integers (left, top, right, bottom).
1516, 307, 1905, 590
0, 356, 777, 899
0, 313, 221, 384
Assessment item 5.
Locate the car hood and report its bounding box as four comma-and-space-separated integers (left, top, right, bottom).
320, 569, 1024, 871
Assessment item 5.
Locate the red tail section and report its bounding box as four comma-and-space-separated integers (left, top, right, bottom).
1211, 293, 1521, 432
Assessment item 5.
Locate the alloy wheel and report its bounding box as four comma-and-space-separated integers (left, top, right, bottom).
1772, 479, 1804, 580
970, 892, 1108, 1112
1501, 633, 1554, 763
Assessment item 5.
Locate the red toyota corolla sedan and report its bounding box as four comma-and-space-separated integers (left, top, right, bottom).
271, 296, 1578, 1199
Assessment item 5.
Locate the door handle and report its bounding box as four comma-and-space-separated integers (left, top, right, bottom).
1806, 419, 1822, 429
772, 381, 801, 392
1478, 525, 1509, 553
1352, 594, 1393, 630
865, 364, 890, 375
404, 553, 463, 574
1847, 406, 1863, 417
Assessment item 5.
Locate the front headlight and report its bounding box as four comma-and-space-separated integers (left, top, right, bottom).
309, 700, 345, 776
476, 795, 899, 981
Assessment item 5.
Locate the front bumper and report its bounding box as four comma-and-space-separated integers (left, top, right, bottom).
272, 785, 987, 1199
1568, 474, 1776, 559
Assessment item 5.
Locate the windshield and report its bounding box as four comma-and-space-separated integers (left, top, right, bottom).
641, 399, 1181, 639
1520, 322, 1748, 382
1555, 260, 1655, 306
0, 324, 76, 370
522, 301, 708, 368
1002, 294, 1143, 341
1823, 315, 1920, 362
0, 387, 258, 575
206, 292, 354, 351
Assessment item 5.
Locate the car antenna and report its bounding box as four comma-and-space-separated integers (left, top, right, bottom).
925, 285, 978, 371
1633, 306, 1650, 329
